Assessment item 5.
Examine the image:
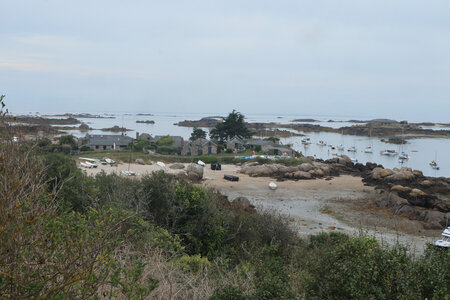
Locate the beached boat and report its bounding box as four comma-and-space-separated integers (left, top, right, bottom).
317, 140, 327, 146
381, 150, 398, 156
269, 182, 277, 190
80, 162, 92, 168
122, 170, 136, 176
347, 146, 357, 152
104, 158, 115, 164
435, 227, 450, 248
84, 161, 98, 168
364, 146, 373, 153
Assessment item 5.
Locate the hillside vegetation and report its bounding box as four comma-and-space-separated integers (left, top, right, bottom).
0, 134, 449, 298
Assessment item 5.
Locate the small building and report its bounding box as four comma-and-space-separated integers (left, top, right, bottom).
261, 143, 294, 157
226, 136, 245, 151
154, 135, 184, 148
182, 138, 217, 156
84, 134, 133, 151
246, 140, 276, 150
137, 133, 154, 144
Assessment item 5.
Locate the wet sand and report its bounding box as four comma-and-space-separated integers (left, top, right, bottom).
82, 162, 437, 254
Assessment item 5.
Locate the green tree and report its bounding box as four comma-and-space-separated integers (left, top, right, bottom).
156, 136, 175, 147
210, 110, 252, 144
58, 135, 77, 147
190, 127, 207, 141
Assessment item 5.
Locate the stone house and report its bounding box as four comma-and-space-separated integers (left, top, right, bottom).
181, 138, 218, 156
84, 134, 133, 151
226, 136, 245, 151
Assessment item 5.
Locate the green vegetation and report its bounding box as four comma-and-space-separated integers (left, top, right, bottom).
156, 135, 174, 147
190, 127, 207, 141
0, 99, 448, 299
1, 139, 450, 298
210, 110, 252, 144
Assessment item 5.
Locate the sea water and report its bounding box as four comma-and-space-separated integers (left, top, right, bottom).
19, 112, 450, 178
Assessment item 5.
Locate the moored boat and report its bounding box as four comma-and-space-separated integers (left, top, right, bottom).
398, 152, 409, 160
347, 146, 357, 152
317, 140, 327, 146
364, 146, 373, 153
301, 138, 311, 145
381, 149, 398, 156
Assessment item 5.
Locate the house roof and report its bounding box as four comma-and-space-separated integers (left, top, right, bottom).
85, 134, 133, 146
186, 138, 217, 147
247, 140, 273, 146
138, 133, 153, 140
228, 136, 244, 143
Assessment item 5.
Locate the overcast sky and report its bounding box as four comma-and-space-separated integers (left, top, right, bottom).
1, 0, 450, 121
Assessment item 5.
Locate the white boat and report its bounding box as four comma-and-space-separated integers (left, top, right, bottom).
364, 146, 373, 153
347, 146, 357, 152
398, 152, 409, 160
301, 138, 311, 145
337, 144, 344, 151
197, 160, 206, 166
430, 160, 440, 170
381, 150, 398, 156
84, 161, 98, 168
435, 227, 450, 248
104, 157, 115, 164
80, 157, 98, 163
122, 170, 136, 176
351, 158, 358, 163
268, 182, 278, 190
80, 162, 92, 168
317, 140, 327, 146
156, 161, 166, 168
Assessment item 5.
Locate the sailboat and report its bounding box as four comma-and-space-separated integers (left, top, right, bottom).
430, 152, 440, 170
398, 127, 409, 162
347, 146, 357, 152
364, 146, 373, 153
364, 126, 373, 153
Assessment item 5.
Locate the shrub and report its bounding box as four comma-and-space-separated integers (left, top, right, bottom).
79, 145, 91, 152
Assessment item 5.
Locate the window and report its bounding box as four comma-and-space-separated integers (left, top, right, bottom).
95, 145, 99, 149
208, 146, 212, 154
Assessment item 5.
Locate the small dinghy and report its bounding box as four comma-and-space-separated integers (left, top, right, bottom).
197, 160, 206, 166
269, 182, 277, 190
156, 161, 166, 168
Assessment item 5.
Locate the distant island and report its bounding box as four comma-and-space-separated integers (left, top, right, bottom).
136, 120, 155, 124
100, 125, 132, 132
44, 113, 115, 119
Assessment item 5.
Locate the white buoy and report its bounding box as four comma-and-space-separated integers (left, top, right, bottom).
197, 160, 206, 166
269, 182, 277, 190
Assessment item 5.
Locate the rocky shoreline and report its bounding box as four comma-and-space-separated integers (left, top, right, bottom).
237, 156, 450, 229
174, 117, 450, 140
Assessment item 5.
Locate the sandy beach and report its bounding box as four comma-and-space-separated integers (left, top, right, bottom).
82, 162, 437, 253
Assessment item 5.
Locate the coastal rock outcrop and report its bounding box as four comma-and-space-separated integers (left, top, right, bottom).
186, 164, 204, 182
169, 163, 185, 169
